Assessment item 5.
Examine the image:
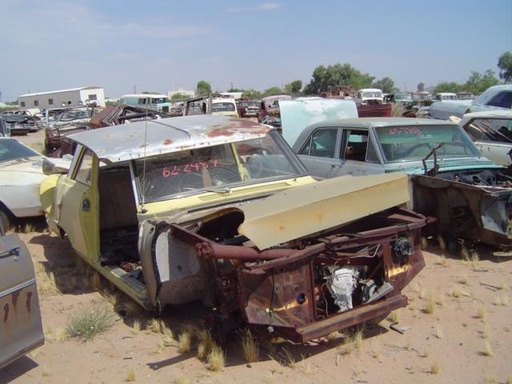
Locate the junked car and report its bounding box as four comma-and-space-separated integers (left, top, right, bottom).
0, 216, 44, 369
452, 110, 512, 166
285, 116, 512, 249
429, 84, 512, 121
0, 137, 48, 228
40, 114, 429, 343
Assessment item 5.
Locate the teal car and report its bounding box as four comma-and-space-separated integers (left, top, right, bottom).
287, 117, 512, 249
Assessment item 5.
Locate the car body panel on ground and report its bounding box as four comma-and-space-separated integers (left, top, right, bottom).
41, 114, 428, 343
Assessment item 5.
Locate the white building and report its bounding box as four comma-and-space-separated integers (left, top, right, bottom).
18, 86, 106, 110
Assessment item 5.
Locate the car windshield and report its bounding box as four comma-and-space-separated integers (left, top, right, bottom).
135, 133, 305, 202
375, 124, 481, 162
464, 118, 512, 142
212, 102, 236, 112
0, 138, 41, 162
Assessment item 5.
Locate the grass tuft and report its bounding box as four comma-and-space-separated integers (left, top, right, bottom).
241, 329, 259, 363
430, 360, 440, 375
124, 369, 136, 382
206, 344, 226, 371
66, 304, 116, 342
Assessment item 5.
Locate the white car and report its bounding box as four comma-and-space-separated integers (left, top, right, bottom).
454, 110, 512, 166
0, 137, 47, 227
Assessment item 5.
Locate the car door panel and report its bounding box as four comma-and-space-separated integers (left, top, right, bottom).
0, 233, 44, 369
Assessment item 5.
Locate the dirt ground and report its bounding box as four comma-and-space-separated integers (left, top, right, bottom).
1, 132, 511, 384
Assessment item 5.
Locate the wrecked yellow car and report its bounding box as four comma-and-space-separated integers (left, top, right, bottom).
40, 115, 428, 343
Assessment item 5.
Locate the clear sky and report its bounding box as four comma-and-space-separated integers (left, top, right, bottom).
1, 0, 511, 101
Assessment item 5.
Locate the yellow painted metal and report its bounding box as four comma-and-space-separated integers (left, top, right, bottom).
238, 173, 410, 250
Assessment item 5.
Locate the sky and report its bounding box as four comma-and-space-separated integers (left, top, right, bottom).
1, 0, 511, 102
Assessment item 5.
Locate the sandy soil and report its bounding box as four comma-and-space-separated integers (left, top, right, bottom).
1, 132, 511, 384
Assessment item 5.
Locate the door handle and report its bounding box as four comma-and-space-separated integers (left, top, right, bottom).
82, 198, 90, 211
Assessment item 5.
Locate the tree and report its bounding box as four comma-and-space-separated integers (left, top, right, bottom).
417, 83, 425, 92
371, 77, 397, 93
284, 80, 302, 95
463, 70, 499, 94
170, 92, 188, 102
303, 63, 374, 95
262, 87, 285, 97
433, 81, 461, 94
242, 89, 262, 99
498, 51, 512, 83
196, 80, 212, 96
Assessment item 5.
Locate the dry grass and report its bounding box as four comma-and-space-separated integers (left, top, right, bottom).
197, 330, 215, 360
494, 291, 510, 306
174, 377, 189, 384
179, 329, 192, 353
476, 307, 487, 320
241, 329, 260, 363
435, 324, 443, 339
430, 360, 441, 375
206, 344, 226, 371
44, 326, 67, 343
124, 369, 136, 382
424, 292, 436, 314
131, 320, 141, 335
458, 274, 470, 285
482, 340, 494, 357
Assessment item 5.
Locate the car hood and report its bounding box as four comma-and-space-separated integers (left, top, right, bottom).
389, 157, 504, 174
238, 172, 410, 249
0, 157, 46, 185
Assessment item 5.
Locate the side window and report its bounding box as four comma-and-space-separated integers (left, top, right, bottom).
300, 128, 337, 158
488, 91, 512, 109
343, 130, 368, 162
72, 149, 94, 185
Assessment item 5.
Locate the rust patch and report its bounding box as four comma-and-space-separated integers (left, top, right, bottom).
3, 303, 8, 323
11, 291, 19, 307
26, 291, 33, 314
162, 138, 173, 145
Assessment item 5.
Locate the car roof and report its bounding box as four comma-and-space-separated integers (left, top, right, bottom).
460, 109, 512, 121
67, 114, 271, 163
292, 117, 458, 150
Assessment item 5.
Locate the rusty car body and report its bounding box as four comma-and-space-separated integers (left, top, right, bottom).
452, 110, 512, 166
284, 116, 512, 249
40, 114, 428, 343
0, 217, 44, 368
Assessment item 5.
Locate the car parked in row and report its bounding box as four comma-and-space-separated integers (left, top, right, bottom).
453, 110, 512, 166
41, 114, 429, 343
281, 112, 512, 249
429, 84, 512, 120
0, 137, 48, 228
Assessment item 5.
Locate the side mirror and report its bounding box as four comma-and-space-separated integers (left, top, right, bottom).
42, 157, 72, 175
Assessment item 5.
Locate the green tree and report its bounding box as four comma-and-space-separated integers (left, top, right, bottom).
303, 63, 374, 95
284, 80, 303, 95
262, 86, 285, 97
463, 70, 499, 94
170, 92, 188, 102
497, 51, 512, 83
433, 81, 462, 94
242, 89, 262, 99
371, 77, 397, 93
196, 80, 212, 96
417, 83, 425, 92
